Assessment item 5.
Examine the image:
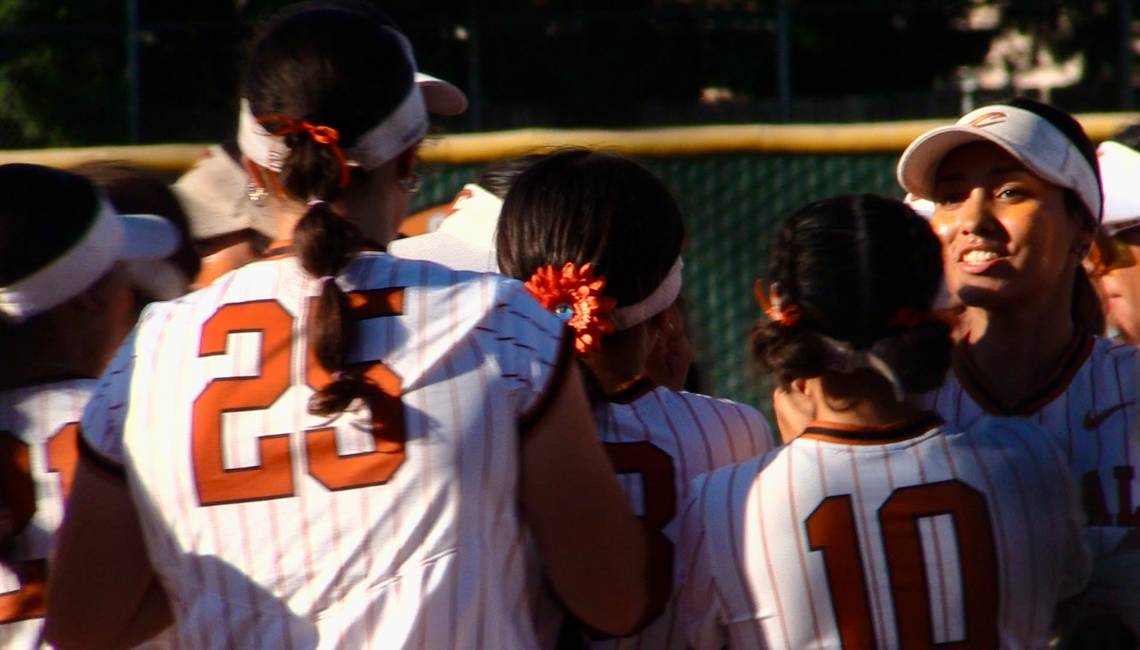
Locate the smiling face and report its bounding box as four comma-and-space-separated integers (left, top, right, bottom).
929, 141, 1090, 312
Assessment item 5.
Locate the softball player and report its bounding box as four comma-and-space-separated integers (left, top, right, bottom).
1091, 132, 1140, 343
680, 194, 1090, 648
495, 149, 774, 648
897, 98, 1140, 635
0, 164, 180, 649
44, 7, 648, 649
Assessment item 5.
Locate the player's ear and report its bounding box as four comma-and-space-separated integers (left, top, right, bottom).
789, 377, 810, 397
241, 156, 279, 199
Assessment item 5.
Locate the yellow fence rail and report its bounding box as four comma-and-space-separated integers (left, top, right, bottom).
2, 113, 1138, 171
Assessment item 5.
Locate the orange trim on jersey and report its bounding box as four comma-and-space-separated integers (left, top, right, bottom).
606, 375, 657, 405
800, 413, 943, 445
952, 330, 1093, 416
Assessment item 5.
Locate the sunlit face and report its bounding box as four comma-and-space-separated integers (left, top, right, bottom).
1098, 228, 1140, 342
930, 142, 1088, 311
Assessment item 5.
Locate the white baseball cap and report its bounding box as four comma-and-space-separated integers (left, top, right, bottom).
1097, 140, 1140, 236
898, 100, 1102, 223
0, 199, 180, 321
388, 183, 502, 273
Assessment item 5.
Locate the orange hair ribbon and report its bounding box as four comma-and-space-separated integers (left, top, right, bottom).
258, 115, 351, 188
754, 279, 800, 327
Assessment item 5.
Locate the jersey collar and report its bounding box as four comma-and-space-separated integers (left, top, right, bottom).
799, 412, 943, 445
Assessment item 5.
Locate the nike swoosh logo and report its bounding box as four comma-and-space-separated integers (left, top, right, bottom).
1084, 401, 1135, 430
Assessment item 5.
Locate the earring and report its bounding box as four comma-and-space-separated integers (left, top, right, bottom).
397, 173, 422, 194
246, 182, 268, 203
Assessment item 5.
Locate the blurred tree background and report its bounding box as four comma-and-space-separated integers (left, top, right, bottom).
0, 0, 1136, 148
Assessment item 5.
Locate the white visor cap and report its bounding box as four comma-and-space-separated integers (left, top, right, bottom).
388, 183, 502, 273
903, 193, 935, 220
0, 201, 181, 321
1097, 141, 1140, 236
897, 104, 1102, 223
416, 73, 468, 116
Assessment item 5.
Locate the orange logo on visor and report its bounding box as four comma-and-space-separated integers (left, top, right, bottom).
969, 111, 1007, 128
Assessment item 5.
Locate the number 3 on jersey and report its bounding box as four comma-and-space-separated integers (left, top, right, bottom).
193, 291, 406, 506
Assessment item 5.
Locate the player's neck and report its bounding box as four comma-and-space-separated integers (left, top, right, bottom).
582, 325, 654, 394
808, 377, 928, 431
956, 304, 1080, 405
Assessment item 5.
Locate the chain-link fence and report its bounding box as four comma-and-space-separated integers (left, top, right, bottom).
408, 151, 902, 413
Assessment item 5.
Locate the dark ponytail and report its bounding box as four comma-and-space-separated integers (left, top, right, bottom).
751, 194, 951, 395
293, 203, 365, 417
243, 6, 412, 420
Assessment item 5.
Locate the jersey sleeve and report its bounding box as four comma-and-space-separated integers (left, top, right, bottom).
677, 475, 727, 650
480, 280, 573, 428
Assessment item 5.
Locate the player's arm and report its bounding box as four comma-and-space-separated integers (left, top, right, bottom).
677, 483, 730, 650
520, 362, 650, 636
44, 453, 171, 649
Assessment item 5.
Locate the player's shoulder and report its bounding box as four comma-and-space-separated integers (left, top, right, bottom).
1087, 335, 1140, 376
621, 382, 765, 426
944, 414, 1065, 461
1093, 333, 1139, 358
693, 450, 772, 500
1079, 335, 1140, 380
0, 379, 97, 406
0, 380, 97, 428
350, 252, 542, 318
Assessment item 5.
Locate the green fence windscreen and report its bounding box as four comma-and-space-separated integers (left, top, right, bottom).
410, 152, 903, 416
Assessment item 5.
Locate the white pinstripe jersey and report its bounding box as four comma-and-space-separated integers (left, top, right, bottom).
680, 416, 1091, 650
920, 335, 1140, 557
580, 379, 774, 650
80, 252, 570, 650
0, 381, 90, 650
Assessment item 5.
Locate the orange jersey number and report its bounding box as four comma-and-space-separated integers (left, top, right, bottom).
805, 480, 998, 648
0, 423, 81, 624
193, 292, 406, 506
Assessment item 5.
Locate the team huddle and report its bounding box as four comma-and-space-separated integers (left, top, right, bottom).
3, 2, 1140, 649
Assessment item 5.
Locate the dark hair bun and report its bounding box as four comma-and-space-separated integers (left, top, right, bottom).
751, 194, 950, 394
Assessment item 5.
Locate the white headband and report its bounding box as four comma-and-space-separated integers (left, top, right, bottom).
612, 257, 684, 330
819, 335, 906, 402
0, 201, 124, 322
237, 29, 428, 174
